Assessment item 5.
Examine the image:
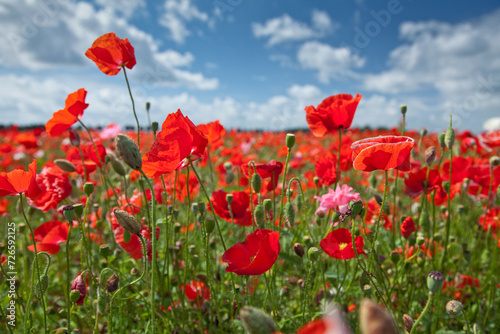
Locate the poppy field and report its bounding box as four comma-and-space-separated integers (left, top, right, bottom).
1, 32, 500, 334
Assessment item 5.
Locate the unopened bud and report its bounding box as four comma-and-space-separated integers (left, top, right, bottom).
252, 173, 262, 193
69, 130, 80, 147
445, 116, 455, 149
223, 162, 233, 171
225, 170, 235, 184
70, 290, 81, 303
284, 202, 295, 225
419, 211, 430, 231
105, 274, 119, 293
146, 102, 151, 111
369, 173, 377, 188
240, 306, 277, 334
109, 154, 126, 176
349, 200, 363, 217
293, 243, 305, 258
359, 299, 398, 334
254, 204, 265, 226
263, 199, 272, 211
113, 209, 141, 235
424, 147, 436, 165
286, 133, 295, 149
403, 314, 414, 333
401, 105, 407, 115
54, 159, 76, 172
442, 181, 450, 193
115, 134, 142, 170
390, 250, 400, 264
205, 219, 215, 234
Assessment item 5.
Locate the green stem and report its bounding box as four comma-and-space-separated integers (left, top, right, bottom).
440, 147, 453, 272
65, 220, 74, 333
278, 146, 292, 230
122, 67, 141, 150
334, 127, 342, 189
410, 293, 435, 334
370, 170, 389, 270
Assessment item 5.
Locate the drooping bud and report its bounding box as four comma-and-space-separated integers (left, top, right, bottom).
97, 290, 106, 314
69, 130, 80, 147
308, 247, 320, 262
427, 271, 445, 295
113, 209, 141, 235
446, 300, 464, 316
105, 274, 119, 293
293, 243, 305, 258
63, 205, 75, 222
286, 133, 295, 150
225, 170, 235, 184
284, 202, 295, 225
83, 182, 94, 196
54, 159, 76, 172
424, 147, 436, 165
239, 306, 277, 334
403, 314, 414, 333
295, 193, 303, 212
115, 134, 142, 170
109, 153, 126, 176
35, 274, 49, 297
70, 274, 86, 305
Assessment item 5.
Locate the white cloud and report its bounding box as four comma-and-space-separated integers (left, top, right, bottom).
252, 10, 337, 46
159, 0, 212, 43
287, 84, 321, 100
0, 0, 218, 90
483, 117, 500, 131
95, 0, 146, 18
297, 41, 366, 83
362, 9, 500, 132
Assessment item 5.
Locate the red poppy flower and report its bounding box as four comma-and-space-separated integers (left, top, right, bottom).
400, 217, 416, 239
28, 162, 72, 212
222, 229, 280, 276
479, 129, 500, 151
85, 32, 136, 76
46, 89, 89, 137
197, 120, 226, 144
351, 136, 415, 172
241, 160, 283, 191
404, 167, 443, 199
27, 220, 69, 255
0, 159, 41, 200
320, 228, 365, 259
315, 151, 338, 186
142, 110, 208, 178
210, 189, 252, 226
182, 280, 210, 305
305, 93, 362, 137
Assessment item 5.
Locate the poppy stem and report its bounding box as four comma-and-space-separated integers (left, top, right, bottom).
440, 147, 453, 272
122, 67, 141, 151
409, 292, 434, 334
278, 145, 293, 231
334, 127, 342, 189
370, 170, 389, 270
65, 219, 74, 333
20, 193, 48, 334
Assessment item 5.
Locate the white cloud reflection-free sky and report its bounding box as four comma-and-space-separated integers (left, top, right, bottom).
0, 0, 499, 134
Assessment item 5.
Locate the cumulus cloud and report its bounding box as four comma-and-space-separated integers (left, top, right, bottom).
297, 41, 366, 83
159, 0, 212, 43
252, 10, 337, 46
362, 9, 500, 131
0, 0, 218, 90
95, 0, 146, 18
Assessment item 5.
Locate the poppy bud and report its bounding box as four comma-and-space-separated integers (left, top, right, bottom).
113, 209, 141, 235
489, 156, 500, 167
442, 181, 450, 193
83, 182, 94, 196
316, 210, 326, 219
146, 102, 151, 112
446, 300, 464, 316
226, 194, 233, 205
151, 121, 159, 133
239, 306, 277, 334
252, 173, 262, 193
263, 199, 272, 211
70, 290, 82, 303
295, 193, 303, 212
69, 130, 80, 147
73, 203, 84, 217
36, 274, 49, 297
109, 154, 126, 176
286, 133, 295, 149
369, 173, 377, 188
286, 188, 293, 199
403, 314, 414, 333
349, 200, 363, 217
115, 134, 142, 170
70, 274, 86, 305
54, 159, 76, 172
427, 271, 445, 295
390, 250, 400, 264
105, 274, 119, 293
205, 219, 215, 234
284, 202, 295, 225
130, 268, 139, 276
400, 105, 407, 115
197, 202, 206, 214
419, 211, 430, 231
225, 170, 235, 184
254, 204, 265, 225
445, 116, 455, 149
293, 243, 305, 258
313, 176, 320, 187
308, 247, 320, 262
424, 147, 436, 165
223, 161, 233, 171
63, 205, 75, 222
99, 244, 111, 258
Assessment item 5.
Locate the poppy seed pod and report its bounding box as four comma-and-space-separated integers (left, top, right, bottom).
427, 271, 445, 295
239, 306, 277, 334
286, 133, 295, 149
63, 205, 75, 222
54, 159, 76, 173
113, 209, 141, 235
115, 134, 142, 171
401, 105, 407, 115
489, 156, 500, 167
151, 121, 159, 133
83, 182, 94, 196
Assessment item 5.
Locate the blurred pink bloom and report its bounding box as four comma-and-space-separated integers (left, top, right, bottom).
100, 123, 122, 140
314, 184, 360, 215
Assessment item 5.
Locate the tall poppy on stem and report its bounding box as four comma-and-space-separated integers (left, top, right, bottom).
85, 32, 136, 76
45, 89, 89, 137
0, 159, 41, 199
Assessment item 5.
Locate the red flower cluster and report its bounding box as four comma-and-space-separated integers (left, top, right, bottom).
142, 110, 208, 178
305, 93, 362, 136
222, 229, 280, 275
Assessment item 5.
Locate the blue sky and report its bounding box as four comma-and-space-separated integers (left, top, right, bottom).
1, 0, 499, 134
